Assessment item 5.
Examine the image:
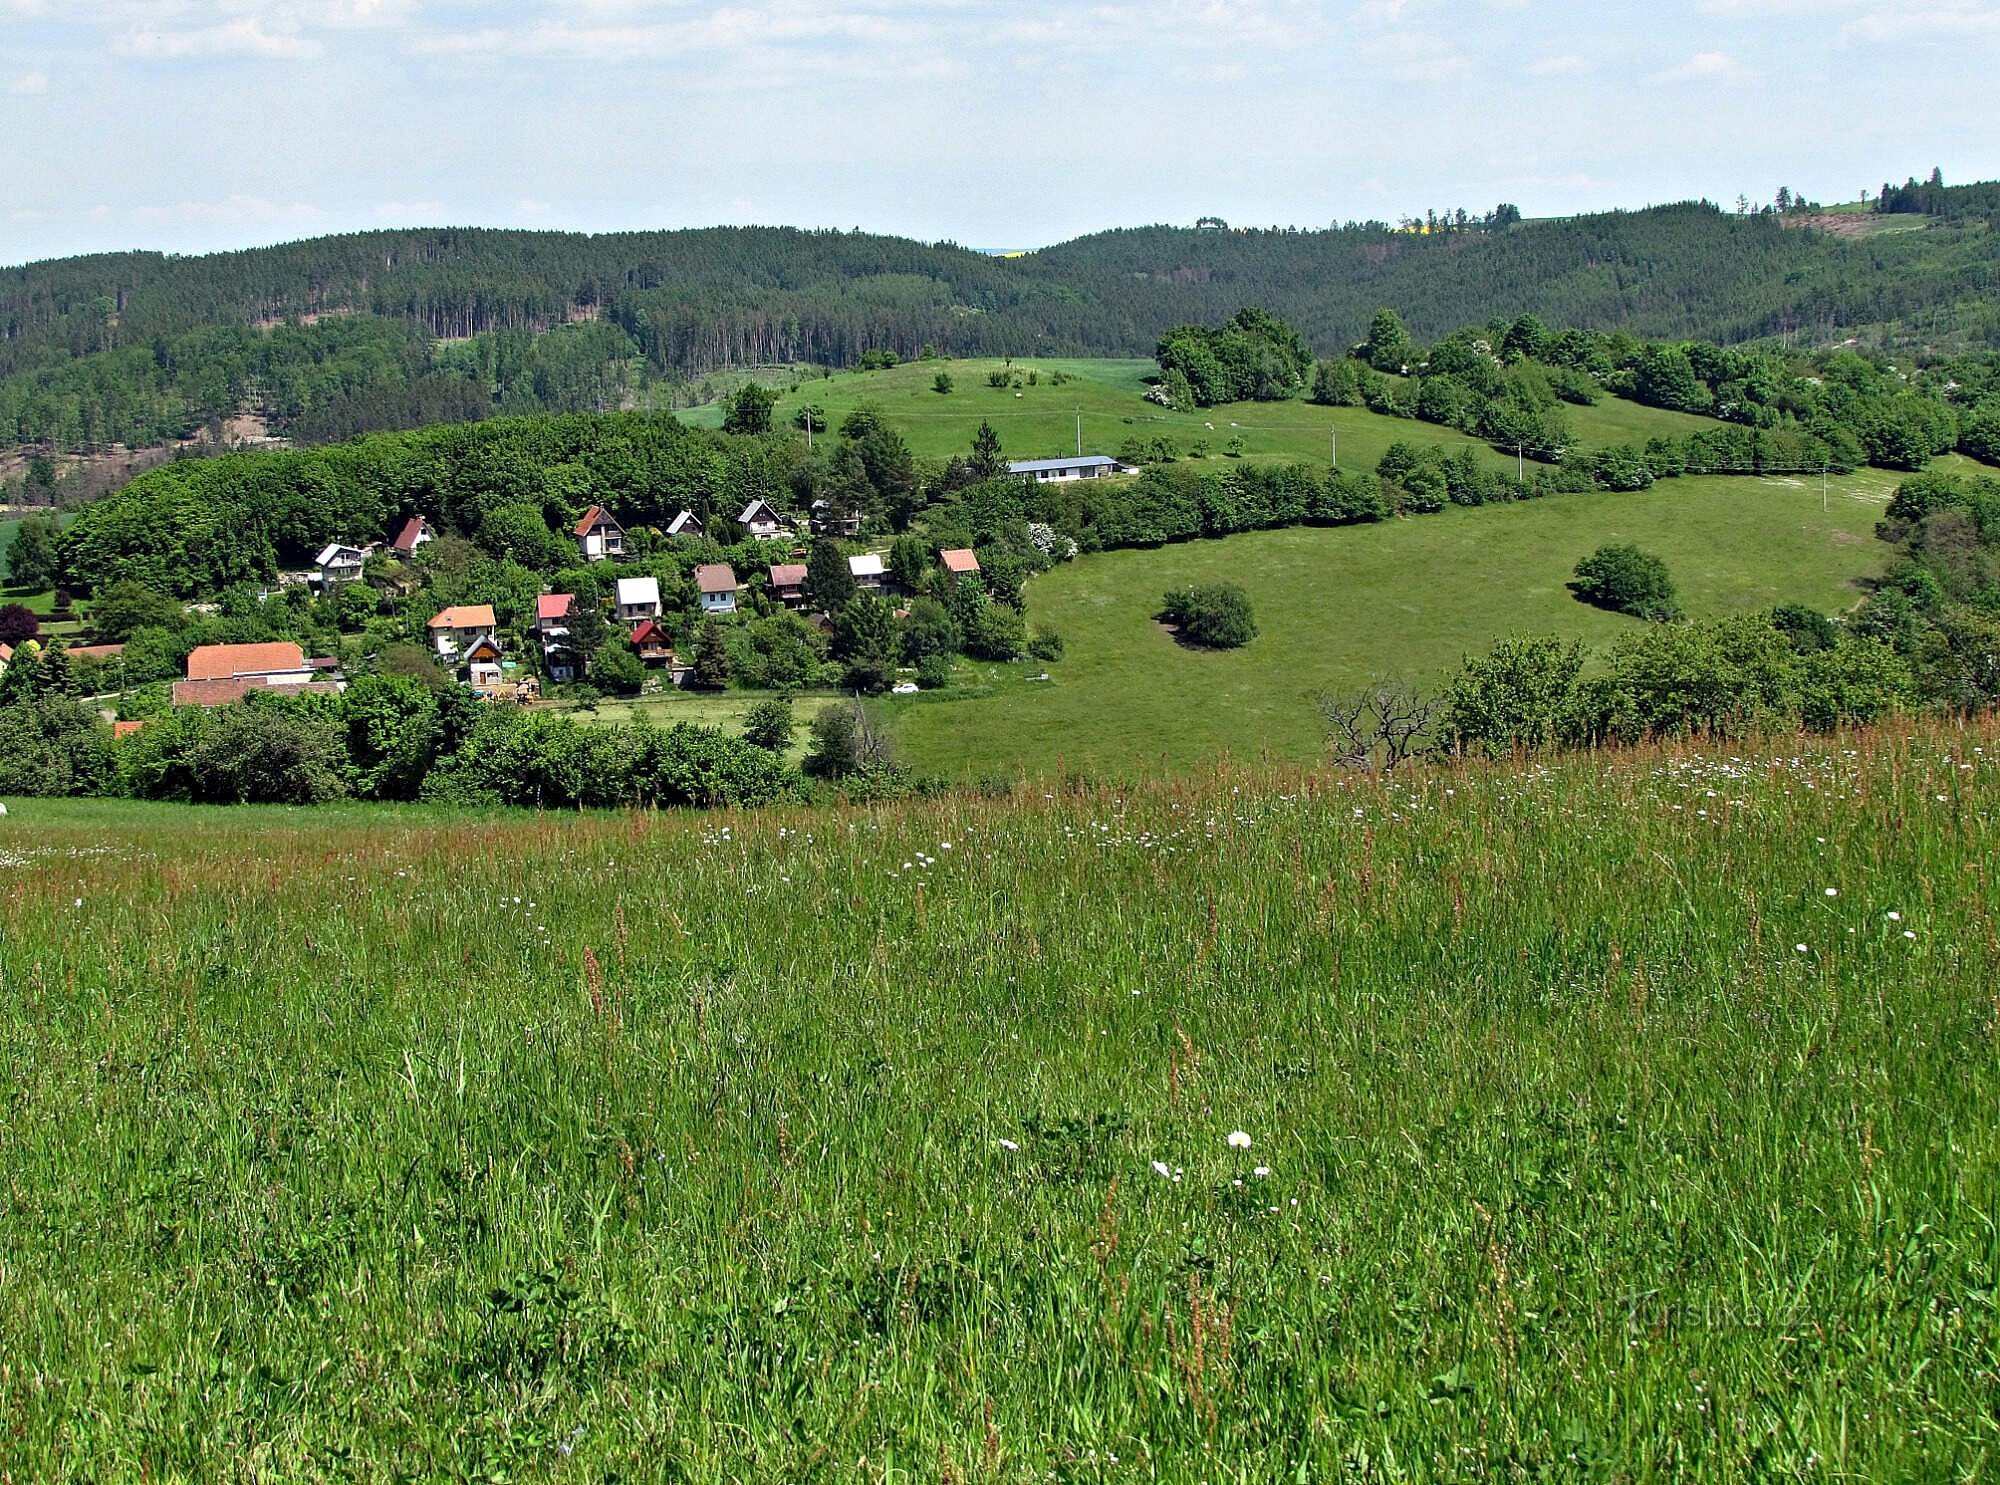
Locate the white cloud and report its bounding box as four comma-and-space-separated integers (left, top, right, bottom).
1844, 3, 2000, 41
9, 69, 50, 94
115, 16, 324, 59
1653, 50, 1748, 82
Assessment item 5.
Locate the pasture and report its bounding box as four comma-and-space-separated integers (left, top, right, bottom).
891, 473, 1897, 776
2, 722, 1995, 1478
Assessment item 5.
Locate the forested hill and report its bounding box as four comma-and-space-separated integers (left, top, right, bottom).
4, 194, 1998, 460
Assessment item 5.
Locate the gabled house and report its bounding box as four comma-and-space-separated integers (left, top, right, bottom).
537, 594, 577, 681
848, 552, 886, 592
186, 641, 315, 685
811, 498, 862, 538
461, 634, 506, 691
768, 561, 808, 608
665, 509, 705, 540
940, 547, 980, 577
630, 619, 674, 667
388, 515, 435, 560
615, 575, 662, 624
737, 499, 790, 540
574, 505, 627, 562
428, 604, 497, 661
314, 542, 370, 587
695, 563, 741, 615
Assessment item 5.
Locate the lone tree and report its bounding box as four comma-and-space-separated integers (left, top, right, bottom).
970, 421, 1005, 478
688, 619, 733, 690
722, 382, 777, 436
1161, 583, 1257, 648
802, 538, 856, 614
4, 514, 61, 590
742, 697, 794, 752
1316, 682, 1441, 771
1570, 544, 1683, 622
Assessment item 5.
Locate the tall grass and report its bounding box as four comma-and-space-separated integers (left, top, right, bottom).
2, 722, 1997, 1480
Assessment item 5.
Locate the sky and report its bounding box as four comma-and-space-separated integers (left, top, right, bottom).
3, 0, 1997, 266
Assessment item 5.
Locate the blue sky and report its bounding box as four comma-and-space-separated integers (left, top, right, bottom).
3, 0, 1996, 266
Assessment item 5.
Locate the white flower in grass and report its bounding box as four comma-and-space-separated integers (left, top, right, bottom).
1795, 944, 1809, 954
1227, 1130, 1253, 1149
997, 1139, 1019, 1152
1824, 888, 1838, 897
1886, 911, 1902, 922
1253, 1166, 1271, 1178
1151, 1160, 1172, 1178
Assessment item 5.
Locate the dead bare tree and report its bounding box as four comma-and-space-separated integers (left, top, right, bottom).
1314, 682, 1442, 771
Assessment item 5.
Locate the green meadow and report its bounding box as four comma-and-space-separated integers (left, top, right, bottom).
890, 472, 1899, 777
3, 722, 1996, 1478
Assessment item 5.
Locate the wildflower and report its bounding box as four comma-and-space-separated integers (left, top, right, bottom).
1227, 1130, 1253, 1149
1795, 944, 1809, 953
1151, 1160, 1172, 1178
1253, 1166, 1271, 1178
998, 1139, 1019, 1152
1886, 911, 1902, 922
1903, 930, 1917, 940
1824, 887, 1838, 897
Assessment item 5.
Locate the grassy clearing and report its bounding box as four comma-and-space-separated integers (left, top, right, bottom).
891, 474, 1896, 777
535, 688, 844, 766
2, 721, 1996, 1478
681, 357, 1726, 474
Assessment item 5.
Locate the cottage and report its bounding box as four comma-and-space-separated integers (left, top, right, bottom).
811, 498, 862, 538
768, 561, 808, 608
695, 563, 741, 615
428, 604, 497, 661
574, 505, 627, 562
847, 552, 886, 592
537, 594, 577, 680
665, 509, 706, 540
185, 641, 316, 686
940, 548, 980, 577
737, 499, 790, 540
1007, 454, 1127, 483
630, 619, 675, 667
461, 634, 506, 691
313, 542, 369, 587
388, 515, 436, 559
615, 575, 662, 624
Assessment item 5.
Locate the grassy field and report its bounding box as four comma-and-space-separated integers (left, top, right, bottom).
535, 688, 844, 765
890, 472, 1900, 777
2, 721, 1996, 1478
680, 357, 1726, 476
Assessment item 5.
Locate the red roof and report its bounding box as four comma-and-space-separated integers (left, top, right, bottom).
64, 643, 125, 660
112, 720, 148, 740
769, 563, 808, 587
0, 644, 12, 665
389, 515, 431, 553
940, 548, 980, 574
185, 641, 306, 682
630, 619, 668, 644
573, 504, 620, 537
428, 604, 496, 630
695, 563, 739, 595
537, 593, 575, 621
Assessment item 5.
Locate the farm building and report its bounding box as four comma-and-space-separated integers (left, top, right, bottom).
1007, 455, 1128, 482
574, 506, 627, 562
695, 564, 742, 615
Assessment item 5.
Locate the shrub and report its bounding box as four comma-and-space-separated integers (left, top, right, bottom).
963, 604, 1026, 660
932, 371, 954, 395
1161, 583, 1257, 648
1026, 626, 1065, 661
805, 700, 893, 778
0, 602, 40, 644
914, 653, 953, 689
1570, 544, 1683, 622
742, 697, 794, 752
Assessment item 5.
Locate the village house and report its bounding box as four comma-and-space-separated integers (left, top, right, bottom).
172, 640, 341, 708
313, 541, 370, 587
1007, 454, 1128, 483
768, 561, 808, 608
629, 618, 674, 667
461, 634, 506, 691
665, 509, 705, 540
847, 552, 886, 593
428, 603, 497, 661
536, 594, 576, 681
388, 514, 436, 560
810, 498, 862, 538
940, 548, 980, 578
615, 575, 662, 625
737, 499, 790, 540
695, 563, 741, 615
574, 505, 627, 562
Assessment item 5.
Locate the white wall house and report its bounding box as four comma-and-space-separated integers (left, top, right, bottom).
428, 604, 497, 660
314, 542, 369, 586
695, 563, 741, 615
1007, 455, 1128, 483
616, 575, 663, 624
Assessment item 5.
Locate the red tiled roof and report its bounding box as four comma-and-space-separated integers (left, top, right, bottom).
0, 643, 12, 665
185, 641, 306, 682
112, 720, 148, 740
537, 593, 575, 621
63, 643, 125, 660
695, 563, 739, 594
630, 619, 667, 644
171, 678, 340, 708
428, 604, 496, 630
769, 563, 808, 587
389, 515, 431, 553
940, 548, 980, 574
573, 504, 620, 537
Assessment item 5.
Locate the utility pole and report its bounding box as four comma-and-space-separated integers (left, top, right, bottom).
1329, 427, 1337, 469
1516, 442, 1525, 483
1076, 411, 1082, 457
1821, 462, 1828, 513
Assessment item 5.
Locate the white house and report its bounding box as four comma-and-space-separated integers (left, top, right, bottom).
574, 505, 627, 562
811, 498, 862, 538
1008, 454, 1128, 483
314, 542, 369, 587
737, 499, 790, 540
388, 515, 435, 560
695, 563, 741, 615
428, 603, 497, 661
537, 593, 576, 681
665, 509, 705, 540
461, 634, 506, 691
616, 575, 663, 624
847, 552, 886, 592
